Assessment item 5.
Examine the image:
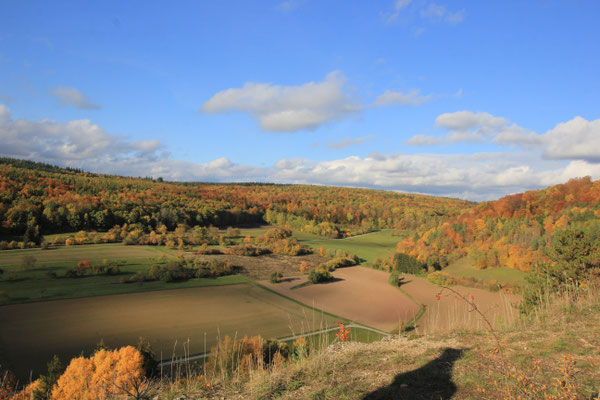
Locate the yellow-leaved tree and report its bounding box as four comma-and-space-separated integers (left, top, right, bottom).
51, 346, 145, 400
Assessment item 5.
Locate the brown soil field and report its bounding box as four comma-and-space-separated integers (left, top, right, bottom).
396, 274, 522, 334
261, 266, 421, 332
0, 283, 337, 381
193, 253, 328, 280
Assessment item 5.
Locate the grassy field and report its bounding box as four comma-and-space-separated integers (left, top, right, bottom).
0, 243, 247, 304
294, 229, 402, 264
0, 243, 174, 266
444, 257, 527, 284
0, 282, 342, 381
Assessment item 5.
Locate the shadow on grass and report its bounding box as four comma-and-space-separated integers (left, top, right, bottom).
363, 348, 466, 400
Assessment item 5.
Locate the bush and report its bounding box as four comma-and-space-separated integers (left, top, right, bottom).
393, 253, 425, 275
270, 271, 282, 284
308, 267, 333, 284
321, 256, 358, 271
389, 270, 402, 287
227, 244, 269, 256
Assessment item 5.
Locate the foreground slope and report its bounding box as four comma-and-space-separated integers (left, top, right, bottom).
151, 282, 599, 399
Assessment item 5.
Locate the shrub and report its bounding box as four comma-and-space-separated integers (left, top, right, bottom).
299, 261, 309, 273
393, 253, 425, 274
308, 267, 333, 284
270, 271, 282, 284
51, 346, 146, 400
227, 244, 269, 256
389, 270, 402, 287
321, 256, 358, 271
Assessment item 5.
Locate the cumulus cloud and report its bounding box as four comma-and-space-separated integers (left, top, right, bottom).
542, 117, 600, 162
201, 71, 360, 132
423, 110, 600, 164
51, 87, 101, 110
2, 104, 599, 201
0, 104, 160, 162
435, 111, 507, 131
373, 89, 431, 107
407, 134, 443, 146
326, 134, 374, 149
407, 110, 538, 144
0, 104, 267, 182
270, 152, 600, 201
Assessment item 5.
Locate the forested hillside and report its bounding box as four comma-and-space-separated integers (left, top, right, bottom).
397, 177, 600, 271
0, 158, 473, 242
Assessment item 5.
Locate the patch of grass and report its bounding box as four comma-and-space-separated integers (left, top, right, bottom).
444, 257, 527, 284
294, 229, 399, 264
0, 243, 245, 304
0, 243, 174, 267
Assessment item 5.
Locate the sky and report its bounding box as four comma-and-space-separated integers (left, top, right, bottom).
1, 0, 599, 201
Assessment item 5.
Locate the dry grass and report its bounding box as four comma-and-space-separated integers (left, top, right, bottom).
144, 280, 600, 399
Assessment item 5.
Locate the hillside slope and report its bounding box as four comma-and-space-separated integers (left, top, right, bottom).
397, 177, 600, 272
0, 157, 473, 241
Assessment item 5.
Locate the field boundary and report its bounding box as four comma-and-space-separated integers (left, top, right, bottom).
252, 281, 389, 335
394, 275, 427, 333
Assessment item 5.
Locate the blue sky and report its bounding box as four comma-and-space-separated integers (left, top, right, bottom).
1, 0, 599, 200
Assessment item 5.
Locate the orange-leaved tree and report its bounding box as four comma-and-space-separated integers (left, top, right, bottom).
51, 346, 145, 400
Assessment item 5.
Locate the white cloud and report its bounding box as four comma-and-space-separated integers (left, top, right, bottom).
542, 117, 600, 162
430, 110, 600, 163
326, 134, 374, 149
373, 89, 432, 107
435, 111, 507, 131
270, 152, 600, 201
407, 134, 443, 146
0, 104, 159, 162
51, 87, 101, 110
201, 71, 360, 132
0, 104, 267, 182
2, 104, 599, 201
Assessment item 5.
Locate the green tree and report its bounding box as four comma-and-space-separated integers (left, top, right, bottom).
33, 355, 63, 399
393, 253, 425, 275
